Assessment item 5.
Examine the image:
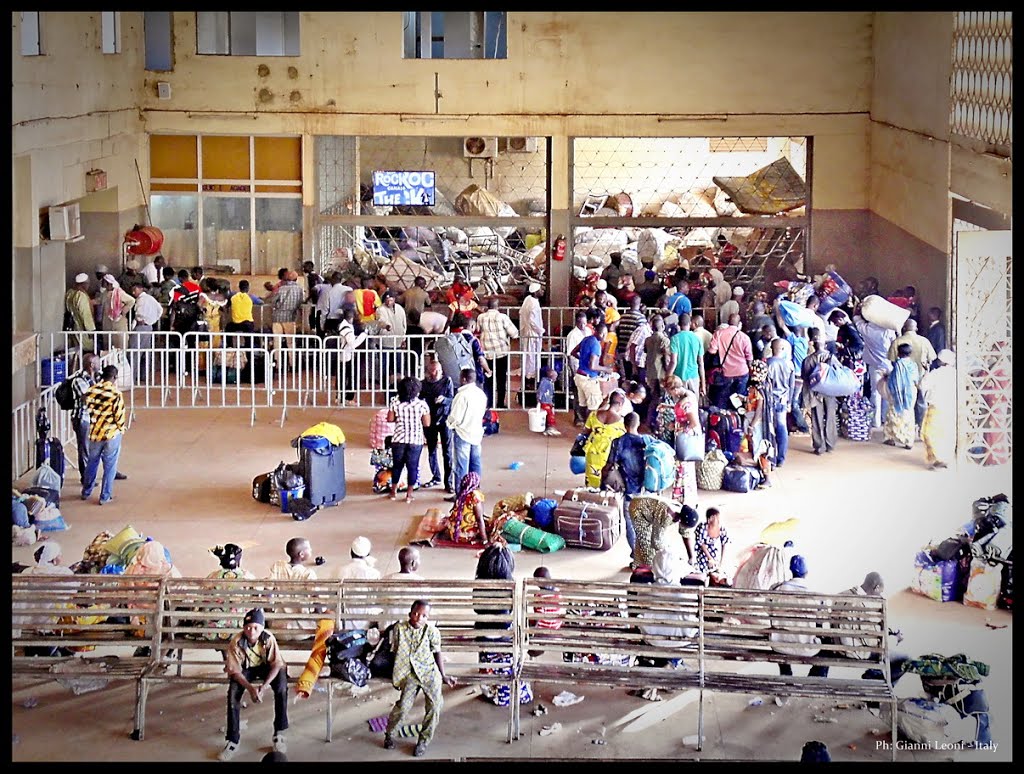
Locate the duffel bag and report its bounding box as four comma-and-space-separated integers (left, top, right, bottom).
529, 497, 558, 530
696, 447, 729, 491
808, 356, 861, 398
502, 518, 566, 553
860, 294, 910, 331
252, 472, 273, 504
722, 464, 761, 494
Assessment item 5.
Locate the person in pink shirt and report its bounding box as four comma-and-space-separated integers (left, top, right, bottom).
708, 313, 753, 409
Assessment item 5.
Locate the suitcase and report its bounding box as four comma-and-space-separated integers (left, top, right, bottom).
553, 499, 621, 551
299, 442, 346, 507
35, 437, 66, 485
561, 486, 624, 519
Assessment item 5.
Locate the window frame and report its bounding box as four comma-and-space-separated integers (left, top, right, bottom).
101, 11, 122, 54
20, 12, 42, 57
195, 11, 300, 57
403, 11, 507, 60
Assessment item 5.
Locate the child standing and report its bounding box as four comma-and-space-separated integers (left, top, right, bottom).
267, 537, 318, 634
537, 367, 561, 437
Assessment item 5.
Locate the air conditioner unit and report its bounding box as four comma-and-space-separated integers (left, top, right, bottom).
48, 202, 82, 241
506, 137, 537, 153
463, 136, 498, 159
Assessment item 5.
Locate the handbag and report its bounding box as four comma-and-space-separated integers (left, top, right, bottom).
674, 431, 707, 463
602, 462, 627, 492
570, 432, 589, 458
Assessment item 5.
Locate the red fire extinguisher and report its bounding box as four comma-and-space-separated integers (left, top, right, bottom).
553, 234, 567, 261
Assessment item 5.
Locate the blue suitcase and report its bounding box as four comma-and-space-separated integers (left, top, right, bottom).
299, 442, 346, 507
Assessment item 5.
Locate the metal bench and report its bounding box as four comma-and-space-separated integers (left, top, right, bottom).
12, 574, 162, 723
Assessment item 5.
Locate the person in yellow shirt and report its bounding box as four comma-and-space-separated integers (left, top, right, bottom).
354, 278, 382, 325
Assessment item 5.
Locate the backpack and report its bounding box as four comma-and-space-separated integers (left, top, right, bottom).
327, 628, 370, 664
366, 623, 397, 679
434, 331, 475, 384
170, 290, 201, 333
54, 378, 76, 411
642, 436, 675, 493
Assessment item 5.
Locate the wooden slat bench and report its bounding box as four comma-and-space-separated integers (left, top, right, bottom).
340, 578, 518, 743
12, 574, 162, 722
513, 578, 702, 740
697, 587, 897, 759
132, 577, 343, 741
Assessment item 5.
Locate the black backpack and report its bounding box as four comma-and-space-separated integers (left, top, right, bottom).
54, 378, 76, 411
327, 629, 369, 665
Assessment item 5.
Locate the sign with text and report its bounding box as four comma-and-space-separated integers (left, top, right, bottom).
372, 170, 436, 207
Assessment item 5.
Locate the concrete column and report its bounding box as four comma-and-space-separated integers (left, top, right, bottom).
547, 135, 571, 307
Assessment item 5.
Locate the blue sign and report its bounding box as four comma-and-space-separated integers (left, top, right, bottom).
372, 170, 436, 207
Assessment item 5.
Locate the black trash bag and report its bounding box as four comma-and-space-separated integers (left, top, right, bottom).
366, 623, 397, 679
331, 657, 370, 687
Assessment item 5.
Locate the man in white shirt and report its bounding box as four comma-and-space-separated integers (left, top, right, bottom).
519, 282, 545, 387
384, 546, 425, 581
475, 298, 519, 409
333, 536, 382, 631
129, 281, 164, 383
565, 311, 591, 424
323, 272, 353, 334
444, 367, 487, 502
854, 313, 897, 428
140, 254, 165, 286
718, 286, 743, 327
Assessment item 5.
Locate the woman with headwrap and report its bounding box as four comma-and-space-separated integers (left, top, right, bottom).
582, 392, 627, 489
203, 543, 256, 641
629, 494, 696, 570
444, 472, 489, 545
879, 342, 919, 450
100, 273, 136, 350
125, 539, 182, 642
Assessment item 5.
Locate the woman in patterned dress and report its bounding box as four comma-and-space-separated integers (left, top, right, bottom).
692, 507, 731, 585
444, 472, 489, 545
204, 543, 257, 641
654, 376, 702, 505
629, 495, 700, 570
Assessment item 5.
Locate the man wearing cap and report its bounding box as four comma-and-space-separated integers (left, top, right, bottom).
24, 541, 73, 575
717, 286, 743, 327
66, 272, 97, 353
768, 555, 827, 702
334, 537, 383, 631
919, 349, 956, 469
519, 282, 545, 388
219, 607, 289, 761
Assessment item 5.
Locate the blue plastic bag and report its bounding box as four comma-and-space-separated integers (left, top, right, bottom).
529, 498, 558, 530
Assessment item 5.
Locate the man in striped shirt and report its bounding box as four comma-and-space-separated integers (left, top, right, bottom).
616, 295, 647, 379
81, 364, 127, 505
68, 353, 99, 484
475, 298, 519, 409
267, 270, 304, 371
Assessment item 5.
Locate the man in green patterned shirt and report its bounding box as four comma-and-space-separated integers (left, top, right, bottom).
384, 599, 457, 757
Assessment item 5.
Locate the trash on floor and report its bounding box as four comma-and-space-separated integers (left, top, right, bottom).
22, 697, 38, 709
367, 715, 422, 738
682, 734, 704, 746
748, 697, 764, 706
531, 704, 548, 716
813, 716, 838, 724
552, 690, 585, 707
592, 739, 606, 745
538, 723, 562, 736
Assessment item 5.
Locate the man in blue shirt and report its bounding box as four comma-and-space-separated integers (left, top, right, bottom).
665, 279, 693, 318
570, 321, 613, 423
774, 302, 810, 434
669, 312, 706, 399
605, 412, 646, 558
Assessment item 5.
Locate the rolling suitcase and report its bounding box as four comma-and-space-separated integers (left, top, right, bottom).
553, 499, 621, 551
561, 487, 624, 516
299, 442, 346, 507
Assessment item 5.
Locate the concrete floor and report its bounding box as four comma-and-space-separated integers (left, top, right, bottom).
12, 406, 1013, 763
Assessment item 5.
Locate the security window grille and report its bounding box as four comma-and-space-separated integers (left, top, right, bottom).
403, 12, 507, 59
20, 12, 41, 56
197, 12, 300, 56
101, 11, 121, 54
950, 11, 1012, 155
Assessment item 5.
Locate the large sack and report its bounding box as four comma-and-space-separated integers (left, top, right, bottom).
897, 698, 967, 744
733, 544, 791, 590
573, 229, 630, 264
815, 269, 853, 315
667, 191, 719, 218
696, 447, 729, 491
636, 228, 676, 261
454, 185, 518, 238
777, 299, 820, 330
860, 294, 911, 331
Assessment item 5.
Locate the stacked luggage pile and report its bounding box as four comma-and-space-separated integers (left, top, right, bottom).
251, 422, 346, 520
